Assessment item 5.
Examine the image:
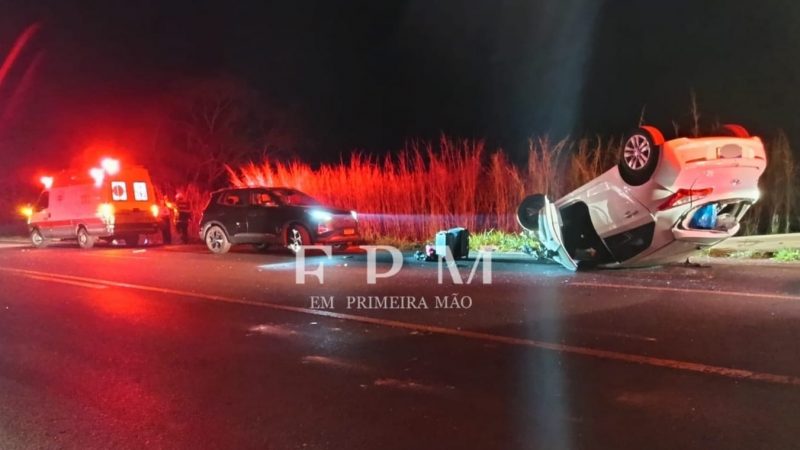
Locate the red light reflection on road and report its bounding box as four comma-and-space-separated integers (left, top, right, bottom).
85, 286, 158, 322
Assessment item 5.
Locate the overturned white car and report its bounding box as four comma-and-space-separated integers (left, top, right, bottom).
517, 124, 767, 270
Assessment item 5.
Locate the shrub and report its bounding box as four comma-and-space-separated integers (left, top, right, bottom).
226, 136, 621, 241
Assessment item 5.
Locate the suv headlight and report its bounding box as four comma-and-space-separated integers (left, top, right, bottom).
308, 210, 333, 222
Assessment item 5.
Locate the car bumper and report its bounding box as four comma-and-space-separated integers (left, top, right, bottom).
314, 229, 361, 245
672, 226, 738, 245
88, 222, 161, 238
605, 223, 739, 268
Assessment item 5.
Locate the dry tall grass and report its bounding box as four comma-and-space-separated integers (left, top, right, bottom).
744, 131, 798, 234
227, 136, 624, 241
226, 133, 797, 242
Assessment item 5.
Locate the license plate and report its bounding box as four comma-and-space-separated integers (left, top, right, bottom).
343, 228, 355, 236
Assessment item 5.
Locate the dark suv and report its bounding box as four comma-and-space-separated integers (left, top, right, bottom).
199, 187, 360, 254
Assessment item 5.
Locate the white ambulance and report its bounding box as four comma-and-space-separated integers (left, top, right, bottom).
26, 158, 162, 248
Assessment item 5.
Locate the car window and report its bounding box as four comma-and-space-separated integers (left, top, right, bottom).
220, 191, 246, 206
111, 181, 128, 201
270, 188, 319, 206
35, 192, 49, 211
133, 182, 149, 201
252, 191, 277, 206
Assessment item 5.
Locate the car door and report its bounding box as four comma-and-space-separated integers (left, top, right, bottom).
218, 190, 249, 238
538, 196, 578, 271
583, 181, 652, 238
246, 190, 281, 240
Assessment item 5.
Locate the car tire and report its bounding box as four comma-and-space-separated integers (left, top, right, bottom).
205, 225, 232, 254
516, 194, 546, 232
619, 126, 664, 186
30, 227, 48, 249
286, 224, 311, 254
77, 227, 96, 249
718, 123, 750, 138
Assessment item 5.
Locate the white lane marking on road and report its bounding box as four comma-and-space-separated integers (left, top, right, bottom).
247, 324, 298, 337
569, 281, 800, 302
0, 243, 27, 249
373, 378, 453, 393
3, 266, 800, 387
301, 355, 372, 372
582, 329, 658, 343
20, 273, 108, 290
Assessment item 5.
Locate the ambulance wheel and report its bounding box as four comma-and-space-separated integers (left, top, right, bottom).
30, 228, 48, 249
77, 227, 96, 249
205, 225, 231, 254
619, 126, 664, 186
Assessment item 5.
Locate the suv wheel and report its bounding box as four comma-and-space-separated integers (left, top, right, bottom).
286, 224, 311, 254
205, 225, 232, 254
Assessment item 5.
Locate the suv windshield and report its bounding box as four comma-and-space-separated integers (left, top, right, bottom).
269, 188, 319, 206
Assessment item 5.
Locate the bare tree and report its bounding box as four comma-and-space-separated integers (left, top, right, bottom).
170, 77, 255, 188
152, 75, 304, 190
689, 90, 701, 138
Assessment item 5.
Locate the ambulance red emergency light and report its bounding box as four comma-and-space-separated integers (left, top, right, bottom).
24, 158, 162, 248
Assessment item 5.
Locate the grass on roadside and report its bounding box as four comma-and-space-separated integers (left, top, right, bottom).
772, 248, 800, 262
706, 247, 800, 261
469, 230, 541, 253
370, 230, 542, 254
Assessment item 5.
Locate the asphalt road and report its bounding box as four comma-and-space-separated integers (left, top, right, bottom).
1, 242, 799, 449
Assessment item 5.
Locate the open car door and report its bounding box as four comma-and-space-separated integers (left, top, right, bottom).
537, 197, 578, 271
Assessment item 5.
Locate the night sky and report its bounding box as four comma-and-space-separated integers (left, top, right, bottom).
1, 0, 799, 171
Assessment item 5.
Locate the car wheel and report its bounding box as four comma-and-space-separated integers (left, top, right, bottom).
77, 227, 96, 249
516, 194, 546, 232
30, 228, 48, 249
619, 126, 663, 186
286, 224, 311, 254
718, 123, 750, 138
205, 225, 232, 254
